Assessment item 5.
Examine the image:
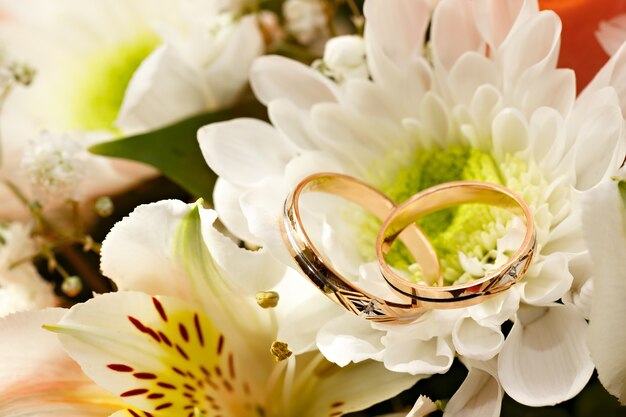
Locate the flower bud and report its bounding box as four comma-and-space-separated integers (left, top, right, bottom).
321, 35, 368, 83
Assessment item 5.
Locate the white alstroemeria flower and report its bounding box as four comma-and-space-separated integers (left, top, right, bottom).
27, 200, 419, 417
0, 222, 57, 317
199, 0, 626, 408
0, 0, 264, 217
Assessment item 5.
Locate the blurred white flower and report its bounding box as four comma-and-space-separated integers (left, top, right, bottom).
199, 0, 626, 409
596, 14, 626, 56
21, 132, 84, 201
0, 222, 57, 317
0, 0, 265, 217
283, 0, 329, 45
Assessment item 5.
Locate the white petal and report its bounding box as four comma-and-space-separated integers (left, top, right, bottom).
250, 55, 337, 107
448, 52, 498, 106
382, 335, 454, 375
198, 118, 297, 187
317, 314, 386, 367
0, 309, 123, 416
499, 11, 561, 88
363, 0, 430, 80
471, 0, 528, 50
452, 317, 504, 361
268, 98, 318, 150
201, 15, 264, 108
582, 179, 626, 404
519, 253, 573, 305
491, 108, 529, 160
431, 0, 482, 71
199, 207, 286, 295
213, 177, 262, 245
406, 395, 438, 417
100, 200, 196, 299
571, 87, 624, 191
276, 269, 342, 354
115, 44, 206, 134
298, 356, 421, 417
444, 359, 502, 417
468, 289, 520, 326
581, 40, 626, 118
498, 305, 594, 406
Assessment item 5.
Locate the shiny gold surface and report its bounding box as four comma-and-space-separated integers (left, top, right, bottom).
280, 173, 440, 323
376, 181, 536, 308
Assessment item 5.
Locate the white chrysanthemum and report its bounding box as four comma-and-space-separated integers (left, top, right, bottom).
0, 222, 57, 317
0, 0, 264, 217
199, 0, 626, 409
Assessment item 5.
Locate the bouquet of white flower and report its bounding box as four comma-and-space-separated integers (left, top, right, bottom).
0, 0, 625, 416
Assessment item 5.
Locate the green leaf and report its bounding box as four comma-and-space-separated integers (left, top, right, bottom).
89, 99, 267, 202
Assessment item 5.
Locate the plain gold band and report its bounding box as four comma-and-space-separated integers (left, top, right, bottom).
376, 180, 536, 307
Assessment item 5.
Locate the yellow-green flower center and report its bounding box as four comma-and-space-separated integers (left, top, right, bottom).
356, 146, 533, 285
66, 33, 159, 132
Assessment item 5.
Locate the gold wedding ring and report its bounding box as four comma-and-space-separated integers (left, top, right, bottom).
377, 181, 536, 308
280, 173, 439, 323
281, 173, 536, 322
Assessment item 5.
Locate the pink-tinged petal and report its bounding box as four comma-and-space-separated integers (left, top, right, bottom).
431, 0, 483, 71
363, 0, 430, 80
115, 45, 207, 135
444, 359, 502, 417
51, 291, 268, 417
498, 305, 594, 406
448, 52, 498, 107
596, 14, 626, 56
582, 179, 626, 404
472, 0, 529, 50
498, 11, 561, 89
250, 55, 338, 107
0, 309, 123, 417
198, 118, 297, 187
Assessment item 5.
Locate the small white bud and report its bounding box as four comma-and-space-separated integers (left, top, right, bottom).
283, 0, 329, 45
61, 275, 83, 297
320, 35, 368, 83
